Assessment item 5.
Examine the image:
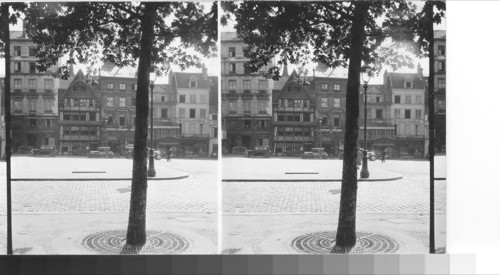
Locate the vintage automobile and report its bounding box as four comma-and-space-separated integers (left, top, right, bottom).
32, 147, 57, 157
17, 145, 34, 155
245, 146, 271, 158
301, 148, 329, 159
338, 147, 377, 161
88, 147, 114, 158
124, 146, 162, 160
282, 149, 304, 157
232, 146, 247, 155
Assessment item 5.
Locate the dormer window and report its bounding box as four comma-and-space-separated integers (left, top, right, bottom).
188, 76, 199, 88
405, 81, 413, 88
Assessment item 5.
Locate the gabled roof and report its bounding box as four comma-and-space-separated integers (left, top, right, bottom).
434, 30, 446, 40
60, 69, 100, 101
221, 32, 239, 41
388, 72, 425, 89
173, 72, 211, 89
273, 70, 315, 103
9, 31, 26, 40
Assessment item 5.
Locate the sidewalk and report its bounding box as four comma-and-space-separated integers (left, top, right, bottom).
222, 157, 402, 182
10, 156, 188, 181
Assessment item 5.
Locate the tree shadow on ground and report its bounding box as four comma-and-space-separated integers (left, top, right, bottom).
221, 248, 242, 254
13, 247, 32, 254
119, 244, 145, 255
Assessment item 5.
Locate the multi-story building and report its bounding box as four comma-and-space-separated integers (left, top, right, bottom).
221, 32, 274, 154
0, 77, 5, 157
58, 69, 102, 154
271, 70, 316, 155
387, 71, 427, 157
9, 30, 59, 151
358, 81, 396, 155
173, 70, 212, 157
434, 30, 446, 153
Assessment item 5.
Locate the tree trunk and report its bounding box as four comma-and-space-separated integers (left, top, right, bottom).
1, 3, 14, 255
333, 2, 370, 251
126, 2, 157, 246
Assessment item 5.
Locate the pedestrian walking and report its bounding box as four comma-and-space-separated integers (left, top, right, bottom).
166, 150, 172, 162
381, 151, 386, 163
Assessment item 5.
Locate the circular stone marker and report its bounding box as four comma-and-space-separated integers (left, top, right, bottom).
82, 230, 190, 254
291, 231, 401, 254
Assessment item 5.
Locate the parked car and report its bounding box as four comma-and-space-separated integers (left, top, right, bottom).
232, 146, 247, 155
69, 148, 90, 157
124, 146, 162, 160
283, 149, 304, 157
245, 146, 271, 158
32, 147, 57, 157
302, 148, 329, 159
88, 147, 114, 158
17, 145, 33, 154
338, 148, 377, 161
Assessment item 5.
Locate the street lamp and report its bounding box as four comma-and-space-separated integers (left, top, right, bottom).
103, 116, 109, 149
360, 67, 372, 179
317, 117, 323, 149
147, 67, 159, 177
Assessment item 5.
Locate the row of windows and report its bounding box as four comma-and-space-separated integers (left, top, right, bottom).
12, 78, 54, 90
278, 99, 311, 108
12, 45, 38, 57
227, 119, 268, 129
106, 83, 137, 91
13, 99, 54, 113
394, 95, 424, 104
107, 97, 134, 108
318, 83, 341, 91
64, 98, 96, 108
179, 94, 208, 104
62, 112, 98, 122
61, 126, 99, 136
276, 113, 314, 123
227, 99, 268, 112
393, 109, 423, 119
12, 61, 39, 74
178, 108, 208, 119
226, 79, 268, 91
321, 97, 342, 108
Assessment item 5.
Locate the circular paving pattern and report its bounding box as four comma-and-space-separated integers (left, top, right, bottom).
82, 230, 190, 254
291, 231, 401, 254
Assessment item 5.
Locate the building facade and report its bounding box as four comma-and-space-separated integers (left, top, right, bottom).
58, 70, 102, 154
387, 71, 427, 157
174, 71, 212, 157
9, 30, 59, 151
221, 32, 274, 154
208, 76, 219, 156
434, 30, 446, 153
0, 78, 5, 157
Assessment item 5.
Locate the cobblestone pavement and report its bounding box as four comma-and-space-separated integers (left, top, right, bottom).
223, 157, 446, 214
0, 159, 217, 214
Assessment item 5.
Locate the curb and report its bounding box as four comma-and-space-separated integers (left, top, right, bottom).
222, 176, 403, 182
11, 175, 189, 182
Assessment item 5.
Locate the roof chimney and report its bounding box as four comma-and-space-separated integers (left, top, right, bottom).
282, 62, 289, 77
202, 64, 207, 78
417, 63, 423, 80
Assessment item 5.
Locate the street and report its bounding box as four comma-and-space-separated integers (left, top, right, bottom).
0, 157, 218, 254
222, 156, 446, 254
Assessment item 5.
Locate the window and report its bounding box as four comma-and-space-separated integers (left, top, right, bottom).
119, 97, 126, 107
200, 109, 206, 119
229, 63, 236, 73
190, 81, 197, 88
131, 97, 136, 106
258, 80, 266, 91
438, 45, 445, 56
334, 84, 341, 91
376, 109, 383, 119
243, 100, 251, 113
375, 96, 381, 103
259, 100, 267, 114
259, 120, 267, 128
29, 79, 36, 91
229, 80, 237, 92
189, 109, 196, 118
394, 109, 401, 119
179, 108, 186, 118
107, 83, 114, 90
28, 99, 37, 112
213, 127, 218, 138
29, 63, 36, 74
13, 79, 22, 91
14, 46, 21, 56
321, 84, 328, 91
14, 100, 22, 112
405, 81, 413, 88
333, 114, 340, 127
200, 95, 207, 103
229, 47, 236, 57
119, 84, 126, 90
416, 95, 423, 104
132, 84, 137, 91
107, 97, 114, 107
44, 79, 53, 89
29, 46, 37, 56
437, 100, 446, 112
161, 96, 167, 102
190, 95, 196, 103
244, 120, 251, 128
415, 109, 422, 119
405, 95, 412, 104
229, 100, 237, 112
394, 95, 401, 104
438, 78, 446, 89
405, 109, 411, 119
438, 61, 445, 71
321, 97, 328, 108
14, 62, 21, 73
29, 119, 37, 128
43, 100, 51, 113
161, 108, 168, 118
119, 114, 126, 126
333, 98, 341, 108
243, 80, 251, 92
179, 95, 186, 103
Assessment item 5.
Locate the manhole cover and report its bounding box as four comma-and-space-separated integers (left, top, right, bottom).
291, 231, 401, 254
82, 230, 190, 254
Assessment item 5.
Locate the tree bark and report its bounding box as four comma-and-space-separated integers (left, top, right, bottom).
333, 2, 370, 251
126, 2, 157, 246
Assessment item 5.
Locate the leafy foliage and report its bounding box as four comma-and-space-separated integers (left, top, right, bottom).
23, 2, 217, 79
